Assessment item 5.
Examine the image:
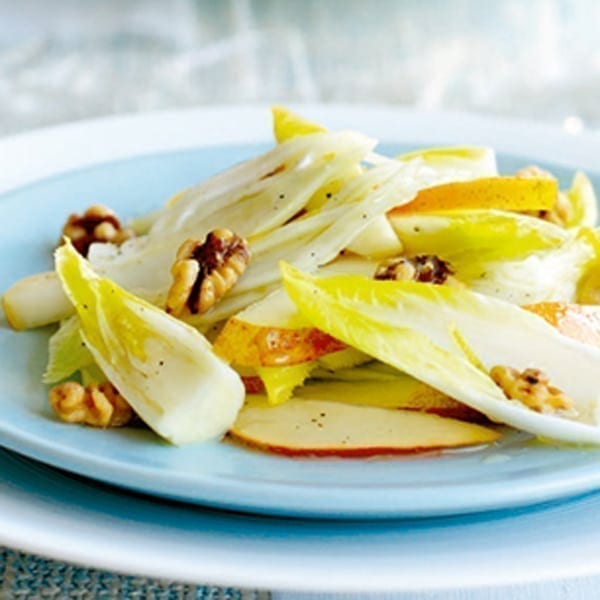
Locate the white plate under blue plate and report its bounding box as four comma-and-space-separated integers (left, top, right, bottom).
3, 445, 600, 592
2, 106, 600, 520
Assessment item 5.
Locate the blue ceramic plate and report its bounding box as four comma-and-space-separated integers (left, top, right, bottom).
1, 106, 600, 519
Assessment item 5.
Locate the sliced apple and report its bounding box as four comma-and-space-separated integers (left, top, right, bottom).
230, 396, 500, 457
388, 176, 557, 215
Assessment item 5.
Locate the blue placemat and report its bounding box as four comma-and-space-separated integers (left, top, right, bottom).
0, 547, 269, 599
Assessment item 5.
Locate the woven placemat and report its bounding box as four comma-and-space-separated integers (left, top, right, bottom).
0, 547, 269, 599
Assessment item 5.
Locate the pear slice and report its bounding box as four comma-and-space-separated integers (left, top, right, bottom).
230, 396, 500, 457
388, 176, 557, 215
213, 256, 375, 367
524, 302, 600, 347
281, 264, 600, 445
294, 379, 486, 422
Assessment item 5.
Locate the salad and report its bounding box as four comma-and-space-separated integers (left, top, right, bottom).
3, 106, 600, 457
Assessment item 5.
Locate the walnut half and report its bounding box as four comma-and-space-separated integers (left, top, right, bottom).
49, 381, 135, 428
375, 255, 456, 285
61, 204, 136, 256
490, 365, 575, 416
166, 229, 251, 317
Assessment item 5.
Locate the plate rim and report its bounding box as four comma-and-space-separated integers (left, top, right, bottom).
2, 102, 600, 194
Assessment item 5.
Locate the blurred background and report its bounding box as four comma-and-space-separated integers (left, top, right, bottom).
0, 0, 598, 135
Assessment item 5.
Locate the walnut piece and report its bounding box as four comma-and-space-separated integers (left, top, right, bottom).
375, 255, 455, 285
166, 229, 251, 317
490, 366, 575, 415
49, 381, 135, 427
61, 204, 136, 256
517, 165, 572, 227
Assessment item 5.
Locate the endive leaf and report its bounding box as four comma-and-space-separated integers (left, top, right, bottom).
188, 161, 427, 328
148, 131, 375, 239
564, 171, 598, 229
55, 241, 244, 445
470, 234, 596, 304
272, 106, 327, 143
398, 146, 498, 178
390, 209, 566, 273
281, 264, 600, 445
390, 210, 596, 304
271, 106, 365, 212
43, 315, 94, 384
256, 362, 315, 405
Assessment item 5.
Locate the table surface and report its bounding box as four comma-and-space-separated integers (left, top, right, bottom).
2, 1, 600, 597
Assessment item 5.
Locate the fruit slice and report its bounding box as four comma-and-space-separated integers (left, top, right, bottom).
241, 375, 265, 395
524, 302, 600, 346
2, 271, 72, 330
213, 257, 375, 366
295, 379, 486, 422
230, 396, 500, 457
214, 317, 345, 367
55, 242, 244, 445
240, 368, 484, 420
214, 294, 600, 369
281, 264, 600, 445
388, 177, 557, 215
